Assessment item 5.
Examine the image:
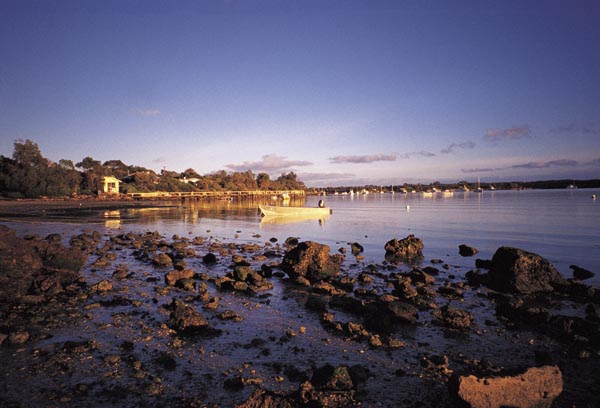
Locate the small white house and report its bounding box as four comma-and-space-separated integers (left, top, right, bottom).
101, 176, 120, 194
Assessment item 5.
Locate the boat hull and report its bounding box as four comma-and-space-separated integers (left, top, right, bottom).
258, 204, 331, 217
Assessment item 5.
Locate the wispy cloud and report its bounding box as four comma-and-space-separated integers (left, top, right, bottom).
152, 157, 166, 164
399, 150, 436, 159
586, 158, 600, 166
462, 158, 581, 173
461, 167, 500, 174
329, 152, 398, 164
440, 141, 476, 154
485, 125, 530, 141
226, 154, 312, 173
511, 159, 578, 169
136, 109, 161, 117
549, 123, 600, 135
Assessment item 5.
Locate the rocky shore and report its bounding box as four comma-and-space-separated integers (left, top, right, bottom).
1, 218, 599, 407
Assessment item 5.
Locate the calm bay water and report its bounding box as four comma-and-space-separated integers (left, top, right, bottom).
3, 188, 600, 285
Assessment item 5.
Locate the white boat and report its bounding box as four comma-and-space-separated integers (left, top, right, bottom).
474, 177, 483, 193
258, 204, 332, 217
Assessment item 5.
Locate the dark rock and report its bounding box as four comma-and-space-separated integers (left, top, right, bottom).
485, 247, 567, 294
234, 388, 294, 408
384, 235, 424, 263
8, 331, 30, 345
165, 269, 195, 286
422, 265, 440, 275
475, 258, 493, 269
169, 299, 209, 334
450, 365, 563, 408
349, 242, 364, 255
365, 300, 418, 333
223, 376, 244, 390
437, 284, 464, 299
233, 265, 253, 282
432, 304, 473, 331
112, 264, 129, 280
280, 241, 343, 283
154, 351, 177, 370
218, 310, 243, 321
202, 252, 217, 264
392, 276, 418, 300
465, 269, 486, 287
407, 269, 435, 284
570, 264, 595, 280
0, 226, 86, 303
459, 244, 479, 257
90, 280, 112, 292
284, 237, 299, 246
385, 301, 419, 324
310, 364, 354, 391
586, 303, 600, 322
152, 253, 173, 267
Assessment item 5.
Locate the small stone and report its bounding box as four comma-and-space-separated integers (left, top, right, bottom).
9, 331, 30, 345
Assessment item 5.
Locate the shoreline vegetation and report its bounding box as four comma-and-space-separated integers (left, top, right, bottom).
2, 140, 599, 201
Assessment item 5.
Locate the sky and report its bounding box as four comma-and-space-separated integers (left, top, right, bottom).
1, 0, 599, 187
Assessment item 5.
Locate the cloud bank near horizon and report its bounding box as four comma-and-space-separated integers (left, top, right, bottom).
329, 152, 398, 164
440, 141, 476, 154
461, 157, 600, 174
485, 125, 530, 141
226, 154, 313, 173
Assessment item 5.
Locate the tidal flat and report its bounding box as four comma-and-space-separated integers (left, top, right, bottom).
1, 198, 599, 407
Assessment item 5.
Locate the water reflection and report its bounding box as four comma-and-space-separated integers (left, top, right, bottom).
259, 213, 330, 226
119, 198, 310, 226
103, 210, 121, 229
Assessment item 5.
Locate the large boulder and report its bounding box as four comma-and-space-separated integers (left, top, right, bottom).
450, 365, 563, 408
280, 241, 343, 283
486, 247, 567, 294
384, 235, 423, 263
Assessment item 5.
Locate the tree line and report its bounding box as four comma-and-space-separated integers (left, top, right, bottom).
0, 140, 306, 199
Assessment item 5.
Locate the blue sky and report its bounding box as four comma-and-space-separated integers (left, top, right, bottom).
1, 0, 599, 187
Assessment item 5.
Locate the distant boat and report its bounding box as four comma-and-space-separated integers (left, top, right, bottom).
474, 177, 483, 193
458, 185, 470, 192
258, 204, 332, 217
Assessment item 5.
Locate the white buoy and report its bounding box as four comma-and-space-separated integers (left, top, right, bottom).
406, 205, 410, 212
593, 194, 597, 200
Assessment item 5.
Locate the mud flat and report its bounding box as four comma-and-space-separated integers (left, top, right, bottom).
1, 220, 599, 407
